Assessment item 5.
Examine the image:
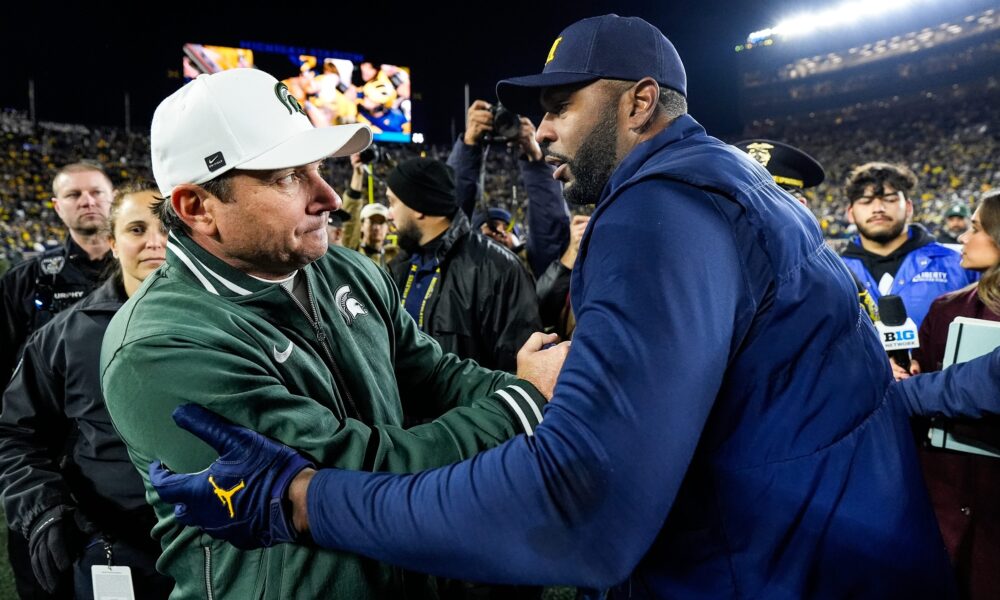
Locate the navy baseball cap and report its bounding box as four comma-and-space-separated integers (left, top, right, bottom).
496, 15, 687, 115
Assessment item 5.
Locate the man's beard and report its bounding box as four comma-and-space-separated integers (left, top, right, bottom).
73, 223, 103, 236
564, 101, 620, 206
396, 221, 423, 254
858, 218, 907, 244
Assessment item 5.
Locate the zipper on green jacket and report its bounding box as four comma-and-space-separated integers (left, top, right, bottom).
282, 277, 364, 422
203, 546, 214, 600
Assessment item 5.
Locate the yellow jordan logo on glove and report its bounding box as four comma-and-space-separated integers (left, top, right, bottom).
209, 476, 245, 518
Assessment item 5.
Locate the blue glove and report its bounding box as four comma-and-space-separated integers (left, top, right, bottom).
149, 403, 314, 550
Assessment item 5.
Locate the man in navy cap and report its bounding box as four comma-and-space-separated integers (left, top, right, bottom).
148, 15, 955, 598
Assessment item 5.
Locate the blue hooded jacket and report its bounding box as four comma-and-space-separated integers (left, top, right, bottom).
841, 229, 977, 327
307, 115, 955, 599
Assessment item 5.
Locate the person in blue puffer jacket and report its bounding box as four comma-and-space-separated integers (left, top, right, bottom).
840, 161, 978, 326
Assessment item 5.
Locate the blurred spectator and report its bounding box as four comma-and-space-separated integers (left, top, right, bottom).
326, 208, 350, 247
386, 158, 541, 372
339, 155, 398, 269
939, 202, 971, 245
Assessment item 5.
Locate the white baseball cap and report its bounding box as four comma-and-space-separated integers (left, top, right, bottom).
360, 203, 389, 221
151, 68, 372, 198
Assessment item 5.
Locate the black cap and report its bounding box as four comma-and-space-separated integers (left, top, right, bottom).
734, 139, 825, 190
327, 209, 351, 227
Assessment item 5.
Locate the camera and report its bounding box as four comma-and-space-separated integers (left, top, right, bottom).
358, 144, 386, 164
483, 104, 521, 143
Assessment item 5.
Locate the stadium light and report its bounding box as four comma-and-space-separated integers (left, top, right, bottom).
747, 0, 934, 43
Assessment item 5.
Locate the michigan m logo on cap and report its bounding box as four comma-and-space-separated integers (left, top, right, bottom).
546, 37, 563, 64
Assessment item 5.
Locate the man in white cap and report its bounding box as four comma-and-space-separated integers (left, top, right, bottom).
100, 67, 565, 599
356, 202, 395, 267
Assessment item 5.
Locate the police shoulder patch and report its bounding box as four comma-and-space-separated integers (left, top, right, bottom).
40, 256, 65, 275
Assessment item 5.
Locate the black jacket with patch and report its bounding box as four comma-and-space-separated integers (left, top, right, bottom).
390, 212, 542, 372
0, 237, 111, 384
0, 277, 156, 550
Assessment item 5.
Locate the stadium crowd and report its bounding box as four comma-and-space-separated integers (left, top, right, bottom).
4, 85, 997, 273
742, 86, 1000, 240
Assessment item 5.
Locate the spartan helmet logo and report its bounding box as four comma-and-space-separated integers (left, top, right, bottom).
335, 285, 367, 326
746, 142, 774, 168
274, 82, 305, 116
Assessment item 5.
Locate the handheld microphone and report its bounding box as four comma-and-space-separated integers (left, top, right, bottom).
874, 295, 920, 371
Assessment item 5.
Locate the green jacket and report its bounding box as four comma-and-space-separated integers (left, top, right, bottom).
100, 231, 546, 599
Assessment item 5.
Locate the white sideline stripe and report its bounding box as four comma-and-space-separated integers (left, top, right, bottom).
495, 389, 533, 436
167, 241, 218, 295
508, 385, 543, 423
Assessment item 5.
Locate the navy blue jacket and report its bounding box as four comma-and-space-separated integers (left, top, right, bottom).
447, 139, 569, 277
308, 116, 954, 598
842, 231, 977, 327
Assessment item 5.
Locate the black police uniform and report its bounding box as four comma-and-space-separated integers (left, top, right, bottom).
0, 236, 111, 385
0, 235, 110, 600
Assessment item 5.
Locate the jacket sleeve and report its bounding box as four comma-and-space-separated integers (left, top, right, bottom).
305, 180, 745, 589
889, 348, 1000, 418
520, 158, 570, 278
0, 328, 73, 536
447, 138, 483, 220
102, 278, 547, 487
482, 254, 544, 373
341, 188, 365, 251
0, 265, 31, 385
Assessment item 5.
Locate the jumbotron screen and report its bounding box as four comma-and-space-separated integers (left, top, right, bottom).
182, 42, 413, 143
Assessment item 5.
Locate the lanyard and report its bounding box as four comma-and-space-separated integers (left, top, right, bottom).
401, 263, 441, 329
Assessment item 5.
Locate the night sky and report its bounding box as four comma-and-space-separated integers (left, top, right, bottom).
1, 0, 995, 143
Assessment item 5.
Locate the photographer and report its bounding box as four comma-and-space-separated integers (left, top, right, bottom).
448, 100, 569, 277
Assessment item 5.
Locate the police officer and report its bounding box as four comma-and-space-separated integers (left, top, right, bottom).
0, 161, 113, 598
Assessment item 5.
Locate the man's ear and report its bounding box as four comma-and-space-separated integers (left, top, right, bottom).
172, 184, 218, 236
51, 195, 68, 222
624, 77, 660, 133
846, 203, 856, 225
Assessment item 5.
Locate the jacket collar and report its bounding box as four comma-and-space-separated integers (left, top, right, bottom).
69, 276, 127, 315
165, 230, 287, 298
602, 114, 706, 204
